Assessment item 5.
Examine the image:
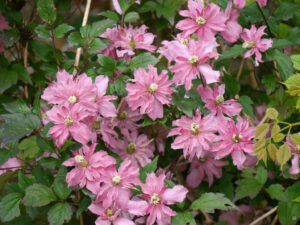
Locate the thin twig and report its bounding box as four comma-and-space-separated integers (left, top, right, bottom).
249, 206, 278, 225
237, 57, 246, 81
73, 0, 92, 76
23, 41, 29, 99
76, 190, 84, 225
255, 2, 273, 38
271, 214, 278, 225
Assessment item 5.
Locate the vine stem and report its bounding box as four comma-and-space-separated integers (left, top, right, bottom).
23, 41, 29, 99
72, 0, 92, 76
255, 2, 273, 38
249, 206, 278, 225
237, 57, 246, 81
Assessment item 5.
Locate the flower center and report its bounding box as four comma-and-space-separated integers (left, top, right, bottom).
151, 193, 161, 205
147, 83, 158, 94
295, 145, 300, 154
180, 38, 189, 45
199, 157, 206, 163
118, 111, 127, 120
68, 95, 77, 104
43, 113, 48, 119
64, 115, 73, 126
75, 155, 89, 167
214, 95, 224, 106
189, 55, 199, 67
190, 122, 200, 135
242, 41, 256, 49
129, 37, 135, 49
196, 16, 206, 25
127, 142, 136, 154
232, 134, 243, 143
106, 209, 114, 218
112, 175, 121, 185
92, 119, 100, 130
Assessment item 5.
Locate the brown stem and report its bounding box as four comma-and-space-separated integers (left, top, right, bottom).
271, 214, 278, 225
237, 57, 246, 81
76, 190, 84, 225
23, 41, 29, 99
249, 206, 278, 225
255, 2, 274, 38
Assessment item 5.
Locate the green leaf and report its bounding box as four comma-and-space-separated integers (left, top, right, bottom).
88, 19, 116, 38
32, 167, 54, 186
118, 0, 135, 13
272, 39, 294, 49
0, 149, 11, 166
266, 184, 288, 202
129, 53, 159, 69
276, 143, 291, 170
54, 24, 74, 38
1, 28, 20, 48
274, 2, 300, 21
97, 54, 116, 76
172, 93, 198, 118
262, 74, 277, 94
47, 203, 72, 225
99, 11, 120, 21
283, 73, 300, 96
0, 171, 18, 191
190, 193, 238, 213
254, 139, 267, 165
0, 69, 18, 94
30, 40, 55, 62
172, 211, 196, 225
291, 55, 300, 71
124, 12, 139, 23
139, 156, 158, 183
18, 172, 35, 192
88, 38, 107, 53
266, 108, 279, 120
38, 157, 59, 169
219, 45, 246, 60
267, 49, 293, 80
18, 136, 40, 159
255, 123, 270, 140
278, 201, 300, 225
76, 197, 91, 218
67, 31, 86, 47
223, 73, 240, 95
37, 0, 57, 25
142, 114, 167, 127
291, 134, 300, 145
53, 167, 72, 200
11, 64, 32, 85
238, 95, 254, 117
24, 183, 57, 207
3, 100, 31, 114
35, 25, 51, 38
0, 193, 23, 222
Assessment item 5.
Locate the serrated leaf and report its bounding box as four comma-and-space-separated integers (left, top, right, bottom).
47, 203, 72, 225
278, 201, 300, 225
238, 95, 254, 117
88, 38, 107, 53
139, 156, 158, 183
97, 54, 116, 76
118, 0, 135, 13
18, 172, 35, 192
273, 133, 285, 143
0, 69, 18, 94
271, 124, 280, 137
37, 0, 56, 25
3, 100, 31, 114
190, 193, 238, 213
53, 167, 72, 200
219, 45, 246, 60
35, 25, 50, 38
274, 2, 300, 21
0, 193, 23, 222
268, 143, 277, 161
124, 12, 139, 23
76, 197, 91, 218
266, 184, 288, 202
99, 11, 120, 20
276, 143, 291, 170
267, 49, 293, 80
0, 149, 11, 167
266, 108, 278, 120
1, 28, 20, 48
172, 211, 196, 225
129, 53, 158, 69
291, 134, 300, 145
24, 183, 57, 207
291, 55, 300, 71
255, 123, 270, 140
54, 24, 74, 38
283, 73, 300, 96
18, 136, 40, 159
253, 139, 267, 165
67, 31, 86, 47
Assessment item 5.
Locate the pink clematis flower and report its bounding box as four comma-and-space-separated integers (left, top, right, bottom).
221, 1, 242, 43
47, 104, 92, 147
140, 173, 188, 225
168, 110, 218, 161
115, 129, 155, 167
197, 84, 242, 118
99, 27, 121, 60
94, 160, 141, 208
286, 136, 300, 175
241, 25, 273, 66
170, 39, 220, 90
176, 0, 227, 41
126, 64, 174, 120
234, 0, 267, 9
213, 117, 255, 170
41, 70, 98, 113
0, 157, 22, 175
187, 151, 228, 187
256, 0, 267, 7
63, 144, 116, 192
0, 14, 8, 31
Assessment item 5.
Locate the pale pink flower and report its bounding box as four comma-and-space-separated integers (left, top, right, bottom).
47, 104, 92, 147
114, 25, 156, 58
221, 1, 242, 43
112, 0, 140, 14
286, 136, 300, 175
115, 129, 154, 167
0, 15, 8, 31
197, 84, 242, 117
95, 75, 117, 117
62, 144, 116, 191
41, 70, 98, 113
213, 117, 255, 170
126, 65, 174, 120
233, 0, 247, 9
95, 160, 141, 208
187, 152, 228, 187
0, 157, 22, 175
170, 39, 220, 90
141, 173, 188, 225
256, 0, 267, 7
99, 27, 121, 60
241, 25, 273, 66
176, 0, 226, 41
168, 110, 218, 161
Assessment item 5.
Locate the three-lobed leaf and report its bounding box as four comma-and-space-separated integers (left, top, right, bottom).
23, 184, 57, 207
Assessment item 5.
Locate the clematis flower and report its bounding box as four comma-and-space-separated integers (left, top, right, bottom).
41, 70, 98, 113
176, 0, 226, 41
221, 1, 242, 43
187, 151, 228, 187
168, 110, 218, 161
126, 64, 174, 120
47, 104, 92, 147
213, 117, 255, 170
0, 157, 22, 175
170, 39, 220, 90
62, 144, 116, 191
141, 173, 188, 225
241, 25, 273, 66
94, 160, 141, 208
286, 136, 300, 175
234, 0, 267, 9
115, 129, 154, 167
99, 27, 121, 60
197, 84, 242, 118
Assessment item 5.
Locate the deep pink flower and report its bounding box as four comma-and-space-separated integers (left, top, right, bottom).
176, 0, 226, 41
233, 0, 247, 9
41, 70, 98, 113
99, 27, 120, 60
63, 144, 116, 191
213, 117, 255, 170
168, 110, 218, 161
170, 39, 220, 90
197, 84, 242, 118
47, 104, 92, 147
221, 1, 242, 43
126, 64, 174, 120
241, 25, 273, 66
94, 160, 141, 208
187, 152, 228, 187
0, 157, 22, 175
115, 129, 154, 167
141, 173, 188, 225
0, 15, 8, 31
286, 136, 300, 175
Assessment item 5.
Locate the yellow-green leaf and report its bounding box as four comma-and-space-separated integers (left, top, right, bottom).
291, 134, 300, 145
266, 108, 279, 120
271, 124, 280, 137
254, 139, 267, 165
273, 133, 285, 143
276, 143, 291, 170
255, 123, 270, 140
268, 143, 278, 161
